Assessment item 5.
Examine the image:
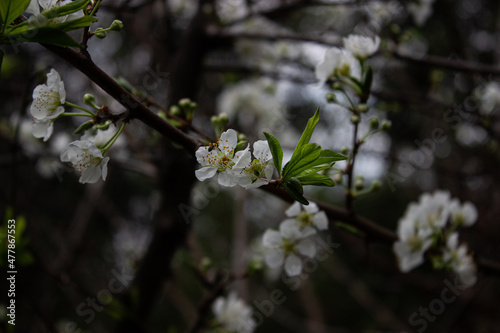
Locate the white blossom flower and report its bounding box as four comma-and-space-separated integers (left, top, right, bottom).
60, 140, 110, 184
416, 190, 451, 230
212, 292, 256, 333
408, 0, 435, 27
195, 129, 251, 187
262, 220, 317, 276
449, 199, 477, 227
393, 203, 434, 272
30, 69, 66, 139
342, 34, 381, 60
237, 140, 275, 189
284, 201, 328, 231
315, 47, 362, 85
477, 81, 500, 115
443, 233, 477, 287
26, 0, 85, 25
31, 118, 54, 142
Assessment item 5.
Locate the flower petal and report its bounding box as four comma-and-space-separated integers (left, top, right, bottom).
195, 167, 217, 181
285, 201, 301, 218
284, 254, 302, 276
296, 238, 317, 258
265, 250, 284, 268
263, 230, 282, 248
219, 129, 238, 155
252, 140, 272, 162
312, 211, 328, 230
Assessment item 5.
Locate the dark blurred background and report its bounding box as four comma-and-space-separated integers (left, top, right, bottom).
1, 0, 500, 332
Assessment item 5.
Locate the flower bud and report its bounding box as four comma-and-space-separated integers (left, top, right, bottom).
83, 93, 96, 105
350, 114, 360, 124
326, 93, 336, 103
369, 116, 379, 129
381, 120, 392, 131
354, 176, 364, 190
170, 105, 182, 116
340, 146, 349, 155
93, 28, 107, 39
109, 20, 124, 31
357, 103, 369, 113
333, 173, 343, 184
199, 257, 213, 272
178, 98, 191, 108
238, 133, 247, 142
371, 180, 381, 191
218, 112, 229, 127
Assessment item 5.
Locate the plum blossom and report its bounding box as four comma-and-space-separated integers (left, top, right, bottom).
315, 47, 362, 85
477, 81, 500, 115
212, 292, 256, 333
60, 140, 110, 184
393, 204, 434, 272
415, 190, 451, 230
408, 0, 435, 27
26, 0, 85, 26
195, 129, 251, 187
30, 69, 66, 141
237, 140, 274, 189
263, 220, 317, 276
342, 34, 381, 60
449, 199, 478, 227
442, 233, 477, 287
284, 201, 328, 231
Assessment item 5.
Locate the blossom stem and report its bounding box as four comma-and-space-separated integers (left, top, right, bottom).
101, 121, 126, 153
90, 0, 103, 16
59, 112, 94, 118
64, 102, 95, 116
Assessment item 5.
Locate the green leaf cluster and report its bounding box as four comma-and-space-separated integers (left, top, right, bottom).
264, 108, 347, 205
0, 0, 96, 49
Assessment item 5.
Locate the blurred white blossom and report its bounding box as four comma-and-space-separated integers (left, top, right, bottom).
343, 34, 381, 60
212, 292, 256, 333
315, 47, 361, 85
407, 0, 435, 27
477, 81, 500, 115
442, 233, 477, 287
284, 201, 328, 231
263, 220, 317, 276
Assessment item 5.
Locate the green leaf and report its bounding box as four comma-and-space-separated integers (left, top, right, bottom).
296, 173, 335, 187
284, 177, 309, 205
282, 143, 321, 180
292, 164, 333, 179
42, 0, 90, 20
264, 132, 283, 177
315, 149, 347, 164
7, 15, 97, 36
0, 0, 31, 30
6, 28, 83, 48
290, 108, 320, 162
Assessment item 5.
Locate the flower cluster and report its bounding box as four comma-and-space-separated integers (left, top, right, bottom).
211, 292, 256, 333
315, 34, 380, 85
393, 190, 478, 287
262, 202, 328, 276
26, 0, 85, 27
195, 129, 274, 188
30, 69, 125, 184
